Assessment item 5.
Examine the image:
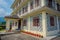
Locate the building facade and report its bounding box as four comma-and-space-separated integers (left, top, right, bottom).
5, 0, 60, 37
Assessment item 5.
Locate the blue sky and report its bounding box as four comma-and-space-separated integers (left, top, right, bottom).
0, 0, 14, 17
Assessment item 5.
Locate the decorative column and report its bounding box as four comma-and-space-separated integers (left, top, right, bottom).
57, 16, 59, 32
28, 16, 30, 31
6, 20, 10, 31
21, 19, 23, 31
41, 0, 45, 7
42, 12, 47, 37
28, 2, 30, 12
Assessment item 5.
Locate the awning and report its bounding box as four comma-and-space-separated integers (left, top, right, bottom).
5, 15, 20, 19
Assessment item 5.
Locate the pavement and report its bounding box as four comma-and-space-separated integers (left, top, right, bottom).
0, 33, 47, 40
51, 36, 60, 40
0, 32, 60, 40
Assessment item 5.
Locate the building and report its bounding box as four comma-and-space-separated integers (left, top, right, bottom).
5, 0, 60, 38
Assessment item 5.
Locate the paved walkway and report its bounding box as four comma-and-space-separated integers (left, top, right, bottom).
51, 37, 60, 40
1, 33, 47, 40
1, 33, 60, 40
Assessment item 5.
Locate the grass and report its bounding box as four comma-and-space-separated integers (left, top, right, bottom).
0, 27, 5, 31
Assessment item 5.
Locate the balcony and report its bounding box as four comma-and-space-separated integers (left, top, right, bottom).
46, 0, 60, 12
11, 0, 30, 15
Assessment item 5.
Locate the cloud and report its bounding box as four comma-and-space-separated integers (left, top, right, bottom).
0, 0, 14, 17
0, 8, 10, 17
0, 0, 8, 7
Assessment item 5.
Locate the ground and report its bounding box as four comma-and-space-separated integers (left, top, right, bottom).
1, 33, 45, 40
0, 33, 60, 40
51, 37, 60, 40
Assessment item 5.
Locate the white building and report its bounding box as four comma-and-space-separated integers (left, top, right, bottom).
5, 0, 60, 38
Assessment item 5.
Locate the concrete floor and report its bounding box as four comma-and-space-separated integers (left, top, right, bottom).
1, 33, 60, 40
1, 33, 45, 40
51, 37, 60, 40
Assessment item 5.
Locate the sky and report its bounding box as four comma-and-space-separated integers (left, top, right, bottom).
0, 0, 14, 17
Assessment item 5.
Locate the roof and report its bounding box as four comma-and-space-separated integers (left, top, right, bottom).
5, 15, 20, 19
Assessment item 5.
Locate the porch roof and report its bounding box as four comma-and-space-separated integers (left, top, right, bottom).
5, 15, 20, 19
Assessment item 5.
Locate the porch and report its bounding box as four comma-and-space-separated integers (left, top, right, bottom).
5, 15, 21, 32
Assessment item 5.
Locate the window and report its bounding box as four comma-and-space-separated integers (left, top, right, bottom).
23, 19, 27, 26
18, 10, 21, 15
12, 21, 14, 26
50, 16, 55, 26
57, 3, 60, 11
48, 0, 52, 7
22, 5, 28, 14
19, 0, 21, 4
22, 7, 24, 13
25, 5, 28, 12
22, 0, 24, 2
30, 1, 34, 10
33, 16, 40, 26
15, 22, 17, 26
35, 0, 39, 7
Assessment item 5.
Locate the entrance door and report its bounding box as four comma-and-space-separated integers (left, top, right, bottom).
18, 20, 21, 30
9, 24, 12, 30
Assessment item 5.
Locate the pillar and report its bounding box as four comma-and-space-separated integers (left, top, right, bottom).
41, 0, 45, 7
28, 2, 30, 12
42, 12, 47, 37
28, 16, 30, 31
57, 16, 59, 32
21, 19, 23, 31
6, 20, 10, 31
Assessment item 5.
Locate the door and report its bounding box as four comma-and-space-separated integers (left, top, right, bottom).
18, 20, 21, 30
9, 24, 12, 30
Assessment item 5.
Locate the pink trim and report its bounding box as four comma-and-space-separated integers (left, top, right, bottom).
22, 31, 43, 38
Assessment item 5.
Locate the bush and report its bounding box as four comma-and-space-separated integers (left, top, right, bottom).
0, 27, 3, 30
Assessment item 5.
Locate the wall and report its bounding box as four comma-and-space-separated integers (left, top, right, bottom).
22, 14, 43, 35
46, 14, 58, 36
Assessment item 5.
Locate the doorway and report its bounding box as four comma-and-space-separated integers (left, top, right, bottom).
18, 20, 21, 30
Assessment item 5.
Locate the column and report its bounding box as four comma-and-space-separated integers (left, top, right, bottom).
12, 21, 15, 30
28, 16, 30, 31
28, 2, 30, 12
57, 16, 59, 32
33, 0, 35, 9
6, 20, 10, 31
42, 12, 47, 37
18, 2, 20, 7
41, 0, 45, 7
55, 0, 57, 10
21, 19, 23, 31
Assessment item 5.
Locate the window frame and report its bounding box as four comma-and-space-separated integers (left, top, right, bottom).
49, 16, 55, 27
23, 19, 27, 26
15, 22, 18, 26
35, 0, 40, 7
30, 1, 34, 10
33, 16, 40, 27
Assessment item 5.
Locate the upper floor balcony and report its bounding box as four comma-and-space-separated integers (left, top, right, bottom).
11, 0, 60, 17
46, 0, 60, 11
11, 0, 30, 15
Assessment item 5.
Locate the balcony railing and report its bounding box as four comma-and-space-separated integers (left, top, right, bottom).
46, 0, 60, 12
57, 3, 60, 11
11, 0, 30, 15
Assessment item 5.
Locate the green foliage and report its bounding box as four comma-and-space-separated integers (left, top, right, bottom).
0, 22, 6, 26
0, 22, 6, 30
